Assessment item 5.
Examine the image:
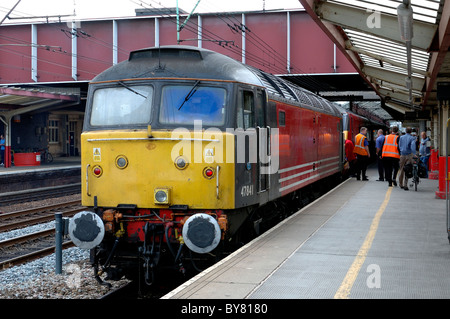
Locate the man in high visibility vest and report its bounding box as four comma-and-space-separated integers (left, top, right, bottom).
375, 129, 385, 181
382, 126, 400, 187
353, 127, 370, 181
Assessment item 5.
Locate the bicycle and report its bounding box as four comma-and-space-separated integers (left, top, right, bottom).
35, 148, 53, 164
409, 154, 420, 191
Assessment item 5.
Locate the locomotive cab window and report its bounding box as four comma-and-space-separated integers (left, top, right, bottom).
159, 84, 226, 126
237, 90, 254, 129
90, 84, 153, 126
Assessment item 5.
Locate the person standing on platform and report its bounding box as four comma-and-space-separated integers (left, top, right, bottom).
353, 127, 370, 181
398, 127, 417, 191
382, 126, 400, 187
0, 134, 5, 166
375, 129, 385, 181
345, 138, 357, 177
419, 131, 431, 178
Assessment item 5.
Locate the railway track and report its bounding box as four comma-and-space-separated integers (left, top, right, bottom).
0, 183, 81, 206
0, 237, 74, 269
0, 200, 85, 269
0, 200, 85, 232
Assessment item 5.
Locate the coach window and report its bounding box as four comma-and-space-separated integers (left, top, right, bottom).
237, 90, 254, 129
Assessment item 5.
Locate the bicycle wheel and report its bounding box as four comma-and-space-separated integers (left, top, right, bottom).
47, 152, 53, 163
413, 168, 418, 191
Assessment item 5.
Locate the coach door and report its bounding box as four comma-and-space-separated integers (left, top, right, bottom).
255, 89, 269, 193
236, 88, 269, 206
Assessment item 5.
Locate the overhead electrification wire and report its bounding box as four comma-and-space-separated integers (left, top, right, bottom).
1, 0, 332, 92
152, 0, 331, 92
137, 0, 331, 92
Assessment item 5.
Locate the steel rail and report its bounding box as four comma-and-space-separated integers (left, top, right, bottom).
0, 207, 85, 232
0, 200, 81, 220
0, 228, 55, 249
0, 241, 74, 269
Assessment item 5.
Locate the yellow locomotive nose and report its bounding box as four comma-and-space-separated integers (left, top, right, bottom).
81, 129, 235, 210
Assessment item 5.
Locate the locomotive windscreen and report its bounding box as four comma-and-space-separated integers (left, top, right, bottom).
90, 85, 154, 126
159, 85, 226, 126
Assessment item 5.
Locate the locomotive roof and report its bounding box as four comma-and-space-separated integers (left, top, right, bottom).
92, 45, 263, 86
92, 45, 341, 117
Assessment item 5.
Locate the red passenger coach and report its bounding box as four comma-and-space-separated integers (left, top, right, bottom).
277, 99, 342, 196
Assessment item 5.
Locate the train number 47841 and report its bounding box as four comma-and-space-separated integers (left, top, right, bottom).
241, 185, 254, 197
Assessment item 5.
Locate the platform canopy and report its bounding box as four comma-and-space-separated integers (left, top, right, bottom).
298, 0, 450, 118
0, 86, 80, 113
0, 86, 80, 167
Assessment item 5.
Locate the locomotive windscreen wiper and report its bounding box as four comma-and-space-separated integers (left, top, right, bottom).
118, 81, 147, 98
178, 80, 200, 110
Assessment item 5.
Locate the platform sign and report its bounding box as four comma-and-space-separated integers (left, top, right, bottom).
93, 148, 101, 162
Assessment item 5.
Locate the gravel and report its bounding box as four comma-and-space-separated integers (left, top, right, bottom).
0, 194, 131, 299
0, 247, 130, 299
0, 221, 56, 242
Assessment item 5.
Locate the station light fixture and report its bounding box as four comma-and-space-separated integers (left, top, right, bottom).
397, 0, 413, 42
397, 0, 414, 106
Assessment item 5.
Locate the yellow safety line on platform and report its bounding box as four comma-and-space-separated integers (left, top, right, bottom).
334, 186, 393, 299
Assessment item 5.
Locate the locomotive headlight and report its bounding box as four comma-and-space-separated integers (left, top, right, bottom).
175, 156, 188, 170
154, 188, 170, 204
116, 155, 128, 169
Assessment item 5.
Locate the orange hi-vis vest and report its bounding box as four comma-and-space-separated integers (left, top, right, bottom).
354, 133, 368, 156
382, 134, 400, 159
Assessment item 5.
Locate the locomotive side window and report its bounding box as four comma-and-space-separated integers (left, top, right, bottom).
159, 85, 226, 126
237, 90, 254, 129
279, 111, 286, 126
90, 85, 153, 126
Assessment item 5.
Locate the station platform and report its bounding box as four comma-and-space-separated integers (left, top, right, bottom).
163, 167, 450, 299
0, 157, 81, 195
0, 156, 80, 175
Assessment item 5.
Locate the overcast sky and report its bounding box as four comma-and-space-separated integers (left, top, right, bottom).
1, 0, 302, 22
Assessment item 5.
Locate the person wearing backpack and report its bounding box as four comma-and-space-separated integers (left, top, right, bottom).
398, 127, 417, 191
419, 131, 431, 178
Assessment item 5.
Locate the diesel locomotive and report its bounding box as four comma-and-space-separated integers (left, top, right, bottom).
69, 45, 381, 286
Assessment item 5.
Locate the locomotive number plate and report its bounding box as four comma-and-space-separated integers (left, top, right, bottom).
241, 185, 254, 197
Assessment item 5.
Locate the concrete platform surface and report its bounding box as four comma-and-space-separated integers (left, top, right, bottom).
163, 168, 450, 299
